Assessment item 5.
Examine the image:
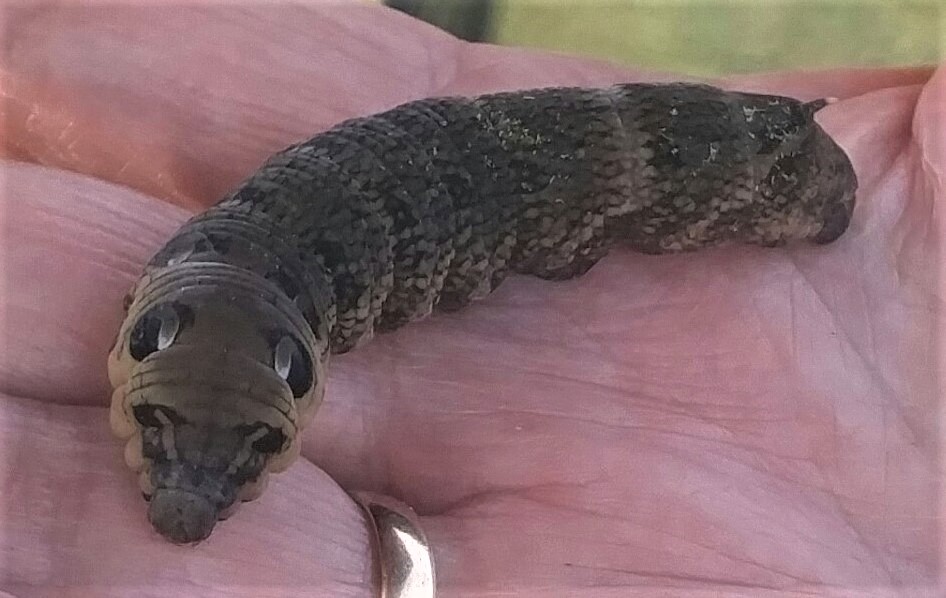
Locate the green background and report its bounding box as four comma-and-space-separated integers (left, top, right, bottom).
386, 0, 943, 76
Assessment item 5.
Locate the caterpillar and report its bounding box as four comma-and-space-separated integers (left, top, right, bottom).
108, 82, 857, 543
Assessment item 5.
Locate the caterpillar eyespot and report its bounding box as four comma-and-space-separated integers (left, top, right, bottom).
272, 334, 313, 398
108, 82, 857, 543
128, 302, 191, 361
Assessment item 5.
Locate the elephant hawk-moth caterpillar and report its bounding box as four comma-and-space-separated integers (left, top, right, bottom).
108, 82, 857, 543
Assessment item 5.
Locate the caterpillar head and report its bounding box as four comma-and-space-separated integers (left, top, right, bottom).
108, 263, 324, 544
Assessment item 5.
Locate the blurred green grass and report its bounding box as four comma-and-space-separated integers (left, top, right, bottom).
492, 0, 943, 75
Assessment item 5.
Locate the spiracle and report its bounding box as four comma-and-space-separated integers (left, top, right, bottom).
108, 82, 857, 543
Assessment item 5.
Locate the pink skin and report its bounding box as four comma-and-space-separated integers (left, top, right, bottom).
1, 3, 943, 597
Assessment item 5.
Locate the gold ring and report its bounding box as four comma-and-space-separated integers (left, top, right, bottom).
352, 491, 436, 598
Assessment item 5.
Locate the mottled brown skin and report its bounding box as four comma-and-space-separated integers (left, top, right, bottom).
108, 82, 857, 544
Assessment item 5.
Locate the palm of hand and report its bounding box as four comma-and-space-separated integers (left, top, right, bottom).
1, 4, 942, 596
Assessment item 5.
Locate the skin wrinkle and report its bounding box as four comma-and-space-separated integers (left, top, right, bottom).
409, 365, 760, 424
656, 445, 897, 582
915, 129, 944, 189
14, 223, 119, 276
534, 282, 633, 372
657, 439, 822, 505
898, 157, 939, 261
735, 261, 800, 359
829, 502, 897, 585
427, 37, 465, 98
843, 89, 917, 196
790, 263, 902, 413
847, 257, 881, 368
912, 68, 946, 177
362, 11, 452, 97
430, 410, 847, 562
887, 160, 924, 290
431, 481, 600, 520
906, 171, 939, 261
327, 5, 448, 81
455, 372, 738, 423
694, 512, 866, 585
646, 426, 812, 466
751, 518, 875, 572
557, 563, 808, 592
445, 491, 816, 588
564, 552, 819, 589
28, 228, 143, 277
263, 7, 448, 117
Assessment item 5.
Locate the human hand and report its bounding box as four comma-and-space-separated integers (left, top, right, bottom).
1, 3, 942, 596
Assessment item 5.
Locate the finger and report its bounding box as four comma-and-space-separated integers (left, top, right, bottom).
0, 1, 464, 209
913, 64, 946, 182
0, 1, 467, 209
0, 394, 373, 597
718, 65, 934, 100
0, 161, 188, 404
